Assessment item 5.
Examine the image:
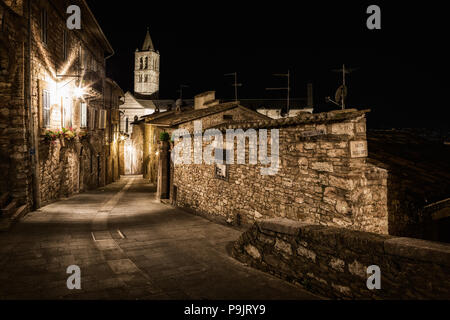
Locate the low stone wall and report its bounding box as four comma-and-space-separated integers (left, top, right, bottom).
232, 218, 450, 299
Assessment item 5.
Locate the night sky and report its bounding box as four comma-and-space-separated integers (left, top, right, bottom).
87, 1, 449, 130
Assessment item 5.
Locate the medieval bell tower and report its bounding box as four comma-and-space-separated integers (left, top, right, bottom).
134, 28, 160, 97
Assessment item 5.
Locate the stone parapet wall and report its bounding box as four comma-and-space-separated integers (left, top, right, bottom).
173, 109, 389, 234
232, 218, 450, 299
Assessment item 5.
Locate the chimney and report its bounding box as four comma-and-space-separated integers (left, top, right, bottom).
175, 99, 183, 112
194, 91, 217, 110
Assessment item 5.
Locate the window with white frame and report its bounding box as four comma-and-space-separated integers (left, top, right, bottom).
80, 102, 87, 128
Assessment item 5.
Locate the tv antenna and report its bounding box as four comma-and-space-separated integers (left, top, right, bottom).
326, 64, 357, 109
266, 70, 290, 117
177, 84, 189, 100
224, 72, 242, 102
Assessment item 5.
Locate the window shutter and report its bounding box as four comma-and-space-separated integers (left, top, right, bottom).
89, 107, 96, 130
98, 109, 102, 129
99, 110, 106, 129
80, 102, 87, 128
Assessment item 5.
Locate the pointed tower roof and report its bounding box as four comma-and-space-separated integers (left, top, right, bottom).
142, 27, 155, 51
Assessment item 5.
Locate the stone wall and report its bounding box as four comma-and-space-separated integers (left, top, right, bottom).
173, 110, 389, 234
0, 1, 32, 207
29, 0, 109, 205
232, 218, 450, 299
367, 130, 450, 242
1, 0, 120, 209
38, 138, 105, 205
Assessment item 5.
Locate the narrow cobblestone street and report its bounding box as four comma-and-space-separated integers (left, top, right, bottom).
0, 176, 318, 300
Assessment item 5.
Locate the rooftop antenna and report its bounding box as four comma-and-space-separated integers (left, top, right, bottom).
224, 72, 242, 102
326, 64, 357, 110
177, 84, 189, 100
266, 70, 290, 117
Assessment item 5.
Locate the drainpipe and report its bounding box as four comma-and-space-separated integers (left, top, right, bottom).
26, 0, 41, 209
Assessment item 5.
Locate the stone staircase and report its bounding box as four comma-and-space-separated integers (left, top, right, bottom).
0, 193, 28, 231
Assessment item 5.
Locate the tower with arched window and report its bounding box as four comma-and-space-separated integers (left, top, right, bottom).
134, 28, 160, 97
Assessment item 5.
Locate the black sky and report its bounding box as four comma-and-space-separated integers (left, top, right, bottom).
87, 1, 449, 130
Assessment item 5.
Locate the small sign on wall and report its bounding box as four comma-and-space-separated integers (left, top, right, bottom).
350, 140, 368, 158
215, 163, 228, 181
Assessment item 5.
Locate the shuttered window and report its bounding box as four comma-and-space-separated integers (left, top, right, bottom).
89, 107, 96, 130
80, 102, 87, 128
99, 109, 106, 129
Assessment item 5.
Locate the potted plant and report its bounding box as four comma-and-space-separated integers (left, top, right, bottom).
44, 129, 60, 145
61, 127, 76, 140
78, 131, 89, 141
59, 127, 77, 147
159, 131, 170, 142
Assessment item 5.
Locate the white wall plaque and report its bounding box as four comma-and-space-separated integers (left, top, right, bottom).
350, 140, 368, 158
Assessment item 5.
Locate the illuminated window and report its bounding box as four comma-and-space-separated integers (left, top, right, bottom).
40, 8, 48, 44
42, 90, 51, 128
80, 102, 87, 128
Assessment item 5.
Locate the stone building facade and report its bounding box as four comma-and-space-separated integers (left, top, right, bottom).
138, 91, 270, 186
170, 109, 450, 242
172, 109, 389, 234
0, 0, 122, 212
104, 78, 123, 185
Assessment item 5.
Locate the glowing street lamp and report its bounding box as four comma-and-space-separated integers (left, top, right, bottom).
73, 86, 86, 99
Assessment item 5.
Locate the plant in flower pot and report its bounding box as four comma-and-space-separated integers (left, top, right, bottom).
159, 131, 170, 142
60, 127, 77, 147
78, 130, 89, 141
158, 131, 170, 153
44, 129, 60, 145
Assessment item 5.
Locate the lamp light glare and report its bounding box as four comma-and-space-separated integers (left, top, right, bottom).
74, 87, 85, 98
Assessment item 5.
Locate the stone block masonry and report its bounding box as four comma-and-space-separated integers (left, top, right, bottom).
232, 218, 450, 299
173, 109, 389, 234
1, 0, 120, 210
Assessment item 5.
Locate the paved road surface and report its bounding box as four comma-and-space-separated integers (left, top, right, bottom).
0, 176, 319, 300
